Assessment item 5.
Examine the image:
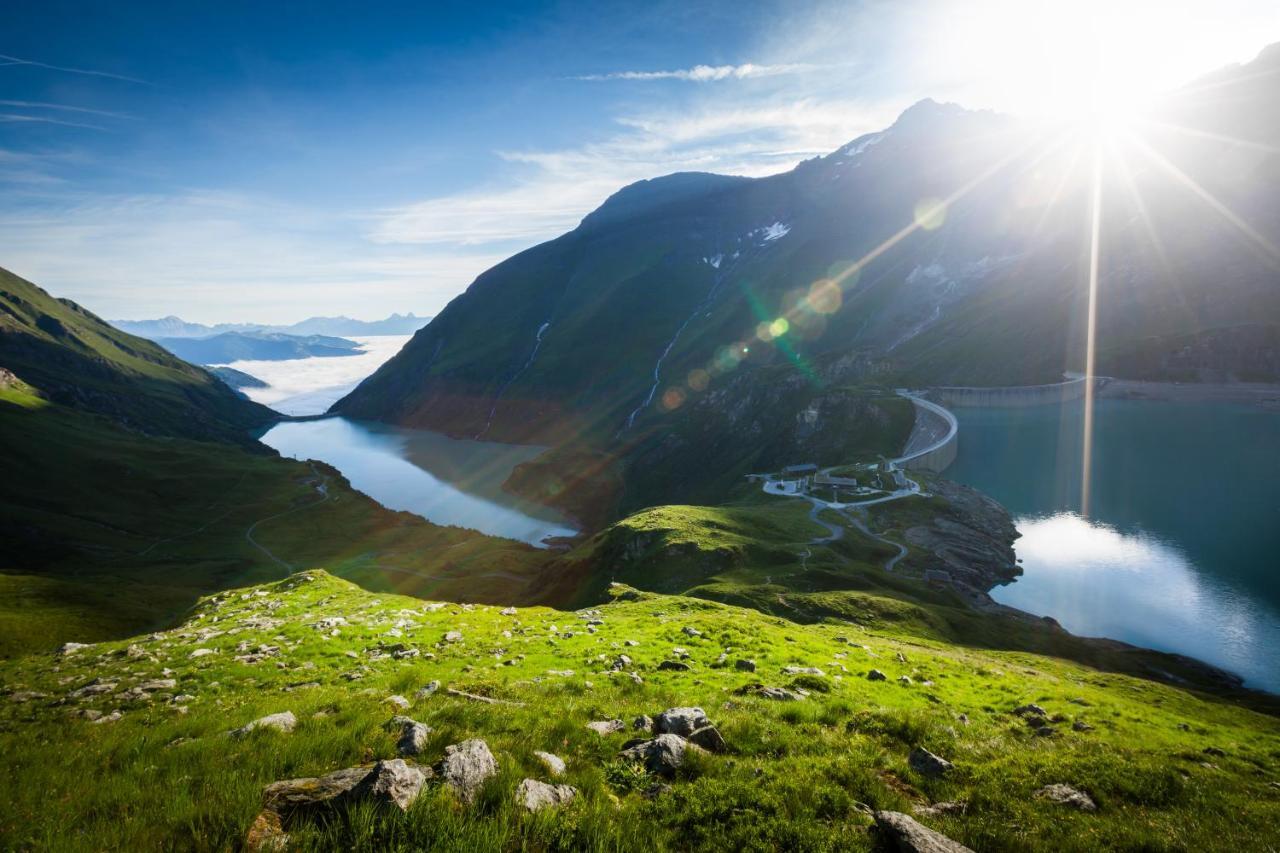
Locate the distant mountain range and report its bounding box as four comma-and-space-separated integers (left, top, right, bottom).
111, 312, 432, 340
154, 331, 363, 365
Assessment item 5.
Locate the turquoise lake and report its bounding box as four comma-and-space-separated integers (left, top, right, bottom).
945, 398, 1280, 692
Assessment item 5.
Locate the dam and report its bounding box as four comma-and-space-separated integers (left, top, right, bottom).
929, 376, 1103, 408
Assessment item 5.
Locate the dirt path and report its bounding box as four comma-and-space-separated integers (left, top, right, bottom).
838, 507, 908, 572
244, 463, 331, 573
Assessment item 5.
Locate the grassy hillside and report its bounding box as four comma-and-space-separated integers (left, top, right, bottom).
0, 266, 271, 444
1, 570, 1276, 851
0, 383, 558, 656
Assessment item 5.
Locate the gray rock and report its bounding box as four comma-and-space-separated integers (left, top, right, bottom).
611, 654, 632, 671
534, 750, 566, 776
874, 810, 974, 852
620, 734, 704, 776
243, 809, 289, 852
867, 669, 887, 681
262, 766, 372, 816
1072, 720, 1094, 732
68, 679, 117, 699
908, 747, 953, 778
349, 759, 428, 811
414, 680, 441, 700
687, 725, 727, 753
656, 707, 711, 737
444, 631, 463, 643
782, 666, 825, 676
58, 642, 92, 656
233, 711, 297, 737
734, 659, 757, 672
657, 660, 691, 672
633, 715, 655, 732
436, 739, 498, 802
586, 719, 626, 735
749, 685, 804, 701
913, 801, 967, 817
1013, 703, 1047, 717
396, 719, 433, 756
682, 627, 702, 637
1035, 784, 1097, 811
516, 778, 577, 812
500, 607, 517, 616
137, 679, 177, 692
386, 694, 410, 711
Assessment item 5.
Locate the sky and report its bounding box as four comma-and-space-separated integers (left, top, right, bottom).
2, 0, 1277, 324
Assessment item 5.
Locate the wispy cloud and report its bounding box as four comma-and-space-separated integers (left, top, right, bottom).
0, 100, 133, 119
0, 113, 109, 132
0, 52, 150, 85
575, 62, 816, 82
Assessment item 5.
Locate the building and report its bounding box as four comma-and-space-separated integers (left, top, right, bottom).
782, 463, 818, 475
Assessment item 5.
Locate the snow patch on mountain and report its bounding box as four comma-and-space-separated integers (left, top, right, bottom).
702, 254, 723, 269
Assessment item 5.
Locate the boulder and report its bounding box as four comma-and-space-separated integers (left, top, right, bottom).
658, 660, 690, 672
632, 715, 655, 732
233, 711, 297, 737
436, 739, 497, 802
874, 810, 974, 852
782, 666, 825, 676
243, 809, 288, 852
58, 642, 92, 656
734, 659, 757, 672
620, 734, 703, 777
516, 778, 577, 812
348, 759, 428, 811
386, 694, 411, 711
908, 747, 953, 778
611, 654, 633, 671
534, 750, 566, 776
1013, 703, 1047, 717
868, 669, 887, 681
687, 725, 727, 753
444, 631, 463, 643
656, 707, 711, 737
1035, 784, 1097, 811
396, 719, 433, 756
262, 766, 372, 816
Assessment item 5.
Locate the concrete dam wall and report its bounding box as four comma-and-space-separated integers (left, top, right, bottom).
896, 394, 959, 474
929, 376, 1100, 408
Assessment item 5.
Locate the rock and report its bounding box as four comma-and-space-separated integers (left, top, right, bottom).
1072, 721, 1094, 732
624, 639, 640, 647
1013, 703, 1047, 717
898, 676, 914, 685
244, 809, 289, 852
386, 694, 411, 711
914, 801, 967, 817
682, 627, 702, 637
534, 751, 566, 776
620, 734, 704, 777
632, 715, 655, 732
735, 659, 757, 672
783, 666, 825, 676
189, 648, 215, 658
414, 680, 441, 700
1033, 726, 1055, 737
1203, 746, 1227, 757
657, 660, 691, 672
656, 707, 712, 737
444, 631, 463, 643
586, 719, 626, 735
611, 654, 633, 671
58, 642, 92, 656
516, 778, 577, 812
896, 652, 908, 663
874, 810, 974, 852
436, 739, 498, 802
233, 711, 297, 737
500, 607, 517, 616
908, 747, 953, 778
867, 669, 887, 681
137, 679, 177, 692
735, 684, 804, 701
92, 710, 122, 724
396, 719, 432, 756
68, 679, 117, 699
263, 766, 372, 816
687, 725, 727, 753
1035, 784, 1097, 811
349, 759, 428, 811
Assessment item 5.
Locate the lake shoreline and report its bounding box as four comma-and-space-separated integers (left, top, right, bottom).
1100, 378, 1280, 407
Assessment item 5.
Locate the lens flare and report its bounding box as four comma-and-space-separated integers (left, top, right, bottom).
807, 279, 842, 314
913, 197, 948, 231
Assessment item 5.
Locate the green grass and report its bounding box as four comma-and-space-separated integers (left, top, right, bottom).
1, 571, 1276, 851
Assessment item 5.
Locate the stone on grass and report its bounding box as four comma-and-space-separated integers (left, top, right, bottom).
682, 627, 702, 637
586, 719, 626, 735
500, 607, 517, 616
517, 778, 577, 812
349, 759, 428, 811
233, 711, 297, 737
632, 715, 655, 732
867, 669, 887, 681
262, 766, 372, 816
657, 660, 691, 672
414, 680, 441, 700
396, 719, 433, 756
687, 725, 727, 753
734, 659, 757, 672
534, 751, 566, 776
189, 648, 215, 658
1035, 784, 1097, 811
244, 809, 289, 852
58, 642, 92, 656
436, 739, 498, 802
444, 631, 463, 643
1013, 703, 1047, 717
620, 734, 704, 777
874, 810, 974, 853
783, 666, 824, 676
385, 694, 410, 711
656, 707, 711, 737
908, 747, 953, 778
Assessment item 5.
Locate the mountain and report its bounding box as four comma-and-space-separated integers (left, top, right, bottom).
0, 266, 273, 444
335, 45, 1280, 463
154, 331, 362, 364
112, 312, 432, 340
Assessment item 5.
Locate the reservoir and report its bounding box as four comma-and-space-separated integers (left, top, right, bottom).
946, 398, 1280, 692
260, 417, 577, 548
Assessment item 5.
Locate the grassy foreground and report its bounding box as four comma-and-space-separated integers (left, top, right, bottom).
1, 571, 1277, 851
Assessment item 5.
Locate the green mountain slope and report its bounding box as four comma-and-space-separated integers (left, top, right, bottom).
0, 266, 273, 444
1, 571, 1275, 851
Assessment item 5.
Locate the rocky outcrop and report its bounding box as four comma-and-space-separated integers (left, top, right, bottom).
874, 811, 974, 852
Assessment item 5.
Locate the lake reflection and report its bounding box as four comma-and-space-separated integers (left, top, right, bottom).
260, 417, 577, 547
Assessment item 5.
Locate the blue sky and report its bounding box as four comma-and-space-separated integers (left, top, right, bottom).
2, 0, 1276, 323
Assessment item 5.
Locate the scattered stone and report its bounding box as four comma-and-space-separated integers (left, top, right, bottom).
682, 627, 702, 637
1072, 721, 1094, 732
92, 710, 123, 724
633, 715, 655, 732
624, 640, 640, 647
546, 669, 575, 677
874, 810, 974, 853
687, 725, 727, 753
620, 734, 704, 777
58, 642, 92, 656
500, 607, 517, 616
385, 694, 411, 711
896, 652, 908, 663
534, 751, 566, 776
517, 778, 577, 812
587, 719, 626, 735
914, 801, 967, 817
867, 669, 887, 681
735, 659, 757, 673
908, 747, 953, 778
233, 711, 297, 737
1013, 704, 1047, 717
1034, 726, 1055, 737
656, 707, 711, 737
445, 687, 525, 706
414, 680, 441, 700
783, 666, 824, 676
68, 679, 117, 699
189, 648, 215, 658
243, 809, 289, 852
898, 676, 914, 685
657, 660, 690, 672
444, 631, 463, 643
350, 759, 428, 811
137, 679, 177, 692
436, 739, 498, 803
396, 719, 433, 756
734, 684, 804, 701
1035, 784, 1097, 811
611, 654, 633, 671
1204, 746, 1227, 757
262, 766, 371, 817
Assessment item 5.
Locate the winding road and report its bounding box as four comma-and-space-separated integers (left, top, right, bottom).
244, 463, 332, 573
